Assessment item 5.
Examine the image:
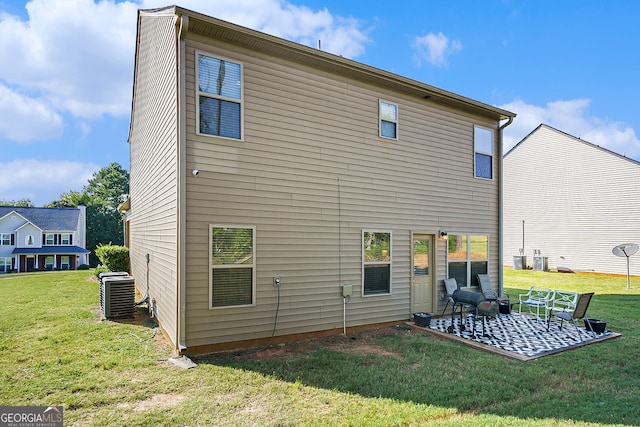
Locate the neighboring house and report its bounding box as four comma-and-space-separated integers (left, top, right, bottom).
124, 5, 516, 353
503, 124, 640, 275
0, 205, 90, 273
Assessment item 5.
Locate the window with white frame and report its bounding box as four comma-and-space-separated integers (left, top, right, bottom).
379, 100, 398, 139
474, 126, 493, 179
197, 53, 243, 140
447, 234, 488, 287
363, 231, 392, 295
61, 234, 71, 245
210, 226, 255, 308
45, 256, 54, 270
25, 235, 34, 246
60, 256, 70, 270
45, 233, 55, 245
0, 257, 11, 272
1, 233, 11, 245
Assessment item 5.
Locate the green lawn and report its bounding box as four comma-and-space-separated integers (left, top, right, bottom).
0, 269, 638, 426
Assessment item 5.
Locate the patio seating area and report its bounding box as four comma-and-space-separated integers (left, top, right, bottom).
415, 312, 620, 361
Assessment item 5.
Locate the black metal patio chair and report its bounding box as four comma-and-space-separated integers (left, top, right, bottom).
546, 292, 595, 340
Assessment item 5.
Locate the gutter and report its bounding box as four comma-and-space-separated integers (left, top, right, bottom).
498, 115, 515, 298
176, 11, 189, 353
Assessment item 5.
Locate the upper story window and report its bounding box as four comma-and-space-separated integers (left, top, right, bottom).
210, 225, 255, 308
379, 100, 398, 139
1, 233, 12, 246
25, 235, 34, 246
197, 53, 243, 140
474, 126, 493, 179
44, 233, 72, 246
447, 234, 489, 287
363, 231, 392, 296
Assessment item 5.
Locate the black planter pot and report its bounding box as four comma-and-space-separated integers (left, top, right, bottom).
413, 312, 433, 327
584, 318, 607, 334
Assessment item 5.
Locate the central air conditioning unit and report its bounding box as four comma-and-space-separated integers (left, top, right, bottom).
100, 274, 135, 319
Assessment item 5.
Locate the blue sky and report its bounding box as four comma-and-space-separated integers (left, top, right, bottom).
1, 0, 639, 206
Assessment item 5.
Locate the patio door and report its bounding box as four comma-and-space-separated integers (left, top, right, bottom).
411, 233, 434, 314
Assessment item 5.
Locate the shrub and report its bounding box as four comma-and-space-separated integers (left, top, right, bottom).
94, 265, 109, 278
77, 264, 90, 271
95, 244, 130, 273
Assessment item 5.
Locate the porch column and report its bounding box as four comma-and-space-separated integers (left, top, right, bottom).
35, 255, 39, 270
53, 254, 57, 270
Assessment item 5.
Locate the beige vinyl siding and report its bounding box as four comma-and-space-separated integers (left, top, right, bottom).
128, 12, 179, 346
182, 35, 502, 347
504, 125, 640, 275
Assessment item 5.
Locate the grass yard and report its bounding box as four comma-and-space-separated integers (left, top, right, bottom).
0, 269, 638, 426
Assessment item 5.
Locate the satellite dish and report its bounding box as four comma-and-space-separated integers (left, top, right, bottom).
612, 243, 638, 258
612, 243, 638, 290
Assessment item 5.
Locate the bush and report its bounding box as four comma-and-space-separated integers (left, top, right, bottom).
94, 244, 130, 273
94, 265, 109, 278
77, 264, 90, 271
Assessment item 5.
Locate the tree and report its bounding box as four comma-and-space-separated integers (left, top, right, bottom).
0, 199, 34, 207
47, 163, 129, 266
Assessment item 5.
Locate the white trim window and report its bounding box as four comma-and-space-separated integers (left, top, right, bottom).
60, 256, 70, 270
25, 235, 34, 246
209, 225, 256, 308
61, 234, 71, 245
379, 100, 398, 139
447, 234, 489, 287
1, 233, 11, 246
0, 257, 11, 273
197, 52, 243, 140
474, 125, 493, 179
45, 233, 55, 245
362, 230, 392, 296
44, 256, 54, 270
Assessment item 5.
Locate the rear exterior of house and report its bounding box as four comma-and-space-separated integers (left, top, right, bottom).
0, 206, 90, 273
503, 124, 640, 275
126, 6, 515, 353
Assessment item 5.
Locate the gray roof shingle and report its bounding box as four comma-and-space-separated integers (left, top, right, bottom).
0, 206, 81, 231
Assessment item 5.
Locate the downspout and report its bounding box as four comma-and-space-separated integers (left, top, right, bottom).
176, 12, 189, 352
498, 115, 514, 298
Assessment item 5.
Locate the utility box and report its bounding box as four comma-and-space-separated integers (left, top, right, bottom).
533, 256, 549, 271
513, 255, 527, 270
341, 284, 352, 297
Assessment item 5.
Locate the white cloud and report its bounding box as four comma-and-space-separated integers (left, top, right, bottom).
0, 0, 138, 121
412, 32, 462, 67
0, 159, 99, 206
140, 0, 371, 58
500, 98, 640, 160
0, 84, 63, 141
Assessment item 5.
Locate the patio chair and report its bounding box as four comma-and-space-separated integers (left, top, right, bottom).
476, 274, 509, 303
546, 292, 595, 340
516, 286, 551, 320
546, 290, 578, 318
441, 278, 469, 316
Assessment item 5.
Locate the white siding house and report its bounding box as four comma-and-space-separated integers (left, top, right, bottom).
503, 124, 640, 275
125, 5, 516, 353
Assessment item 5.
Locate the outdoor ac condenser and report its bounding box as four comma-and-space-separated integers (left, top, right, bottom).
101, 275, 135, 319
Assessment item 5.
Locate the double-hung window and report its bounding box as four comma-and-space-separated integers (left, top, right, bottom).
45, 256, 54, 270
0, 233, 11, 246
379, 100, 398, 139
0, 258, 11, 272
45, 233, 55, 245
197, 53, 243, 140
363, 231, 392, 295
447, 234, 489, 287
210, 225, 255, 308
474, 125, 493, 179
61, 234, 71, 245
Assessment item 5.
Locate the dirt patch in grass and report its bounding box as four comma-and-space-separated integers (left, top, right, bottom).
131, 393, 186, 412
208, 325, 411, 361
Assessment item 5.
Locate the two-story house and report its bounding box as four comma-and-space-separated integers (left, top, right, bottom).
0, 206, 90, 273
123, 5, 516, 354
